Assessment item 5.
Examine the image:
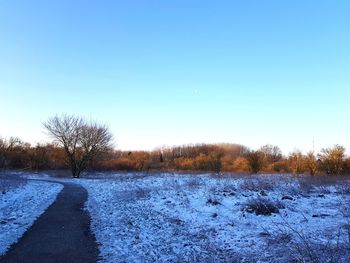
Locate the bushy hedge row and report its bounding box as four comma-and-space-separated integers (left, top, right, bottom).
1, 137, 350, 175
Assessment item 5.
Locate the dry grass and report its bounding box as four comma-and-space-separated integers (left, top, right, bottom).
0, 175, 27, 194
239, 178, 275, 193
244, 197, 284, 216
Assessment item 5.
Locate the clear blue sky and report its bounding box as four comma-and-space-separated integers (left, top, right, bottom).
1, 0, 349, 154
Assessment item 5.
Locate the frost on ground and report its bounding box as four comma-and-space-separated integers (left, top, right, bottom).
0, 178, 63, 255
79, 174, 350, 263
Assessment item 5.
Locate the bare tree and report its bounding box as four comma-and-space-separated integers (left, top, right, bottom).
43, 114, 113, 178
244, 150, 263, 174
0, 136, 21, 170
318, 145, 346, 175
305, 151, 317, 176
259, 144, 283, 163
288, 150, 305, 175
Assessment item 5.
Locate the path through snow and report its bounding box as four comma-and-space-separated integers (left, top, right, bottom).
0, 179, 63, 255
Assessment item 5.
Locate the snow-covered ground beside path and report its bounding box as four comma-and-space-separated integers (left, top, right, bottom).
79, 174, 350, 263
3, 172, 349, 262
0, 179, 63, 255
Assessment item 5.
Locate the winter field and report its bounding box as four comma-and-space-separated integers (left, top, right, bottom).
1, 172, 350, 262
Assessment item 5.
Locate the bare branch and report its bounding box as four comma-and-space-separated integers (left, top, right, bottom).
43, 114, 113, 177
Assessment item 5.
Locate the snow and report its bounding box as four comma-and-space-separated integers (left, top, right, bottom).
0, 179, 63, 255
78, 174, 350, 262
2, 172, 349, 262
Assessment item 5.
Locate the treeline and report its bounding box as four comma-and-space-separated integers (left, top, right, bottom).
1, 137, 350, 175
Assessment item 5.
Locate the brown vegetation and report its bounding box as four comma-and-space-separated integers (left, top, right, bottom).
1, 135, 350, 176
1, 116, 350, 176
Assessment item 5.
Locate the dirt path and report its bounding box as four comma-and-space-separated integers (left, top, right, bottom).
0, 182, 99, 263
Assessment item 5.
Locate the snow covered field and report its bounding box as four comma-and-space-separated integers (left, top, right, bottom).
1, 172, 349, 262
0, 177, 63, 255
79, 173, 350, 263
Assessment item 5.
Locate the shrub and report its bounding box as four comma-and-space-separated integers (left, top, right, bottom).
207, 198, 221, 206
244, 151, 264, 174
244, 197, 284, 216
239, 179, 275, 192
318, 145, 346, 175
172, 157, 195, 170
232, 157, 250, 172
